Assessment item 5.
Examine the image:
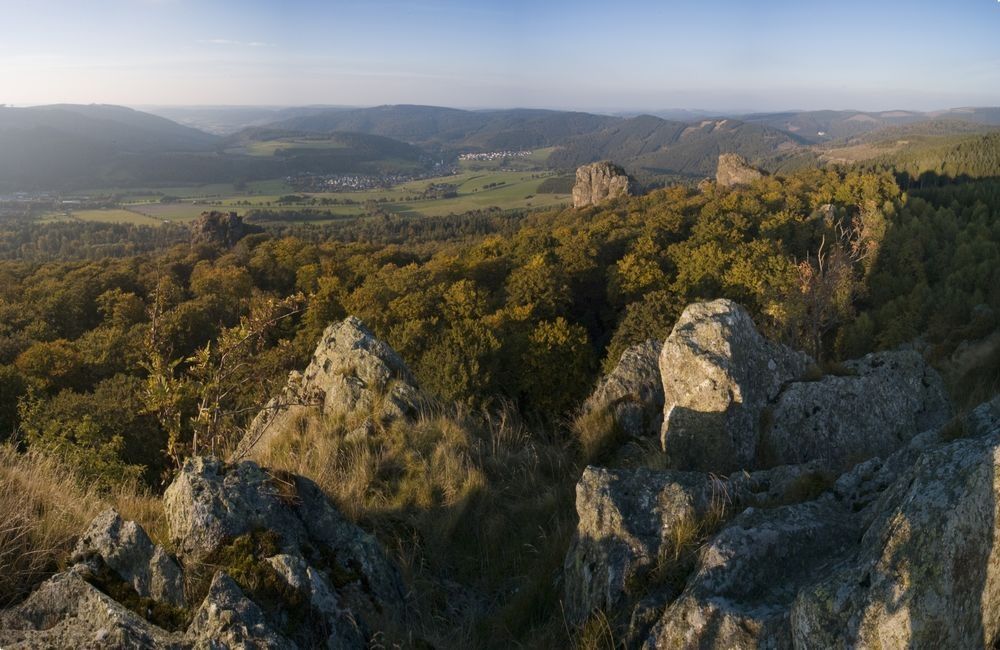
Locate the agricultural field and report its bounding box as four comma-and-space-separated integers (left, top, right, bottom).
66, 169, 571, 225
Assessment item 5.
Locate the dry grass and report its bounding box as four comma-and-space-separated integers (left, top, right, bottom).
0, 445, 106, 606
0, 444, 167, 607
571, 405, 622, 465
252, 398, 577, 648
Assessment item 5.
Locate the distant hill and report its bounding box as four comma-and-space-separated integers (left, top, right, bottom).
0, 104, 223, 190
0, 104, 219, 152
267, 104, 621, 151
740, 108, 1000, 144
142, 105, 355, 136
548, 115, 807, 181
0, 106, 431, 191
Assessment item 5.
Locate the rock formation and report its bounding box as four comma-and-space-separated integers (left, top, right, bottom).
659, 299, 811, 472
565, 396, 1000, 648
659, 299, 949, 473
572, 161, 635, 208
761, 350, 951, 470
0, 456, 407, 649
581, 339, 664, 439
237, 316, 423, 458
715, 153, 765, 188
189, 210, 260, 247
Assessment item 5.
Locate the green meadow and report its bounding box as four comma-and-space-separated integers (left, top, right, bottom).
69, 169, 571, 225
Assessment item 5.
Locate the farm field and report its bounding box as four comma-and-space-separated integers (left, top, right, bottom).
68, 170, 571, 224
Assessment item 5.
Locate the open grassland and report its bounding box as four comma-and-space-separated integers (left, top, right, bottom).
69, 169, 571, 225
71, 208, 164, 225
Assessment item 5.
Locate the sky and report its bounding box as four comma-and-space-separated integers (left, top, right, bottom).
1, 0, 999, 112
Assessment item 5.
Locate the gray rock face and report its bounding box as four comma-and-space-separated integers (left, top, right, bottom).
238, 316, 422, 458
72, 508, 185, 608
575, 397, 1000, 649
163, 456, 405, 631
792, 405, 1000, 648
266, 554, 366, 649
572, 161, 635, 208
583, 340, 664, 438
761, 350, 952, 471
659, 299, 811, 472
715, 153, 764, 188
563, 462, 834, 625
187, 572, 294, 649
644, 500, 857, 649
0, 569, 184, 649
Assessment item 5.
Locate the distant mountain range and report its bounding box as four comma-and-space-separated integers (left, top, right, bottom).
2, 103, 999, 191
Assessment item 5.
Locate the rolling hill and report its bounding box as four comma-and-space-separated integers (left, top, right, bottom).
547, 115, 807, 181
266, 104, 621, 151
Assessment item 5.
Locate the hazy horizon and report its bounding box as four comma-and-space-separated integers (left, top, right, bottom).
3, 0, 1000, 111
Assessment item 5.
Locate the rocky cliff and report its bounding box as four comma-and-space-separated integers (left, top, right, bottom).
572, 161, 635, 208
563, 299, 1000, 649
715, 153, 765, 188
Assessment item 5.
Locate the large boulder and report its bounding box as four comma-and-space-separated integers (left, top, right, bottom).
572, 161, 635, 208
715, 154, 764, 188
760, 350, 951, 470
163, 456, 406, 634
582, 340, 664, 439
659, 300, 811, 472
237, 316, 422, 458
72, 508, 185, 608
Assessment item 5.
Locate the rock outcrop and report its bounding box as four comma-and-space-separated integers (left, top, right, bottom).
572, 161, 635, 208
237, 316, 422, 458
72, 508, 185, 608
659, 299, 950, 473
563, 462, 833, 625
660, 299, 812, 472
1, 455, 407, 649
581, 340, 664, 439
189, 210, 260, 247
715, 153, 765, 188
761, 350, 951, 470
565, 395, 1000, 649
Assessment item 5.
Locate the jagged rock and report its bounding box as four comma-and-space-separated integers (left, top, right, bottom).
189, 211, 260, 248
715, 153, 764, 188
188, 572, 293, 649
600, 397, 1000, 649
760, 350, 951, 471
0, 568, 184, 649
642, 500, 857, 649
238, 316, 421, 458
659, 300, 811, 473
267, 554, 366, 648
572, 161, 635, 208
792, 400, 1000, 648
563, 462, 834, 625
72, 508, 185, 608
163, 456, 405, 633
582, 340, 664, 438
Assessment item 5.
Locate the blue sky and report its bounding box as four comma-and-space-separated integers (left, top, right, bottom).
1, 0, 999, 111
